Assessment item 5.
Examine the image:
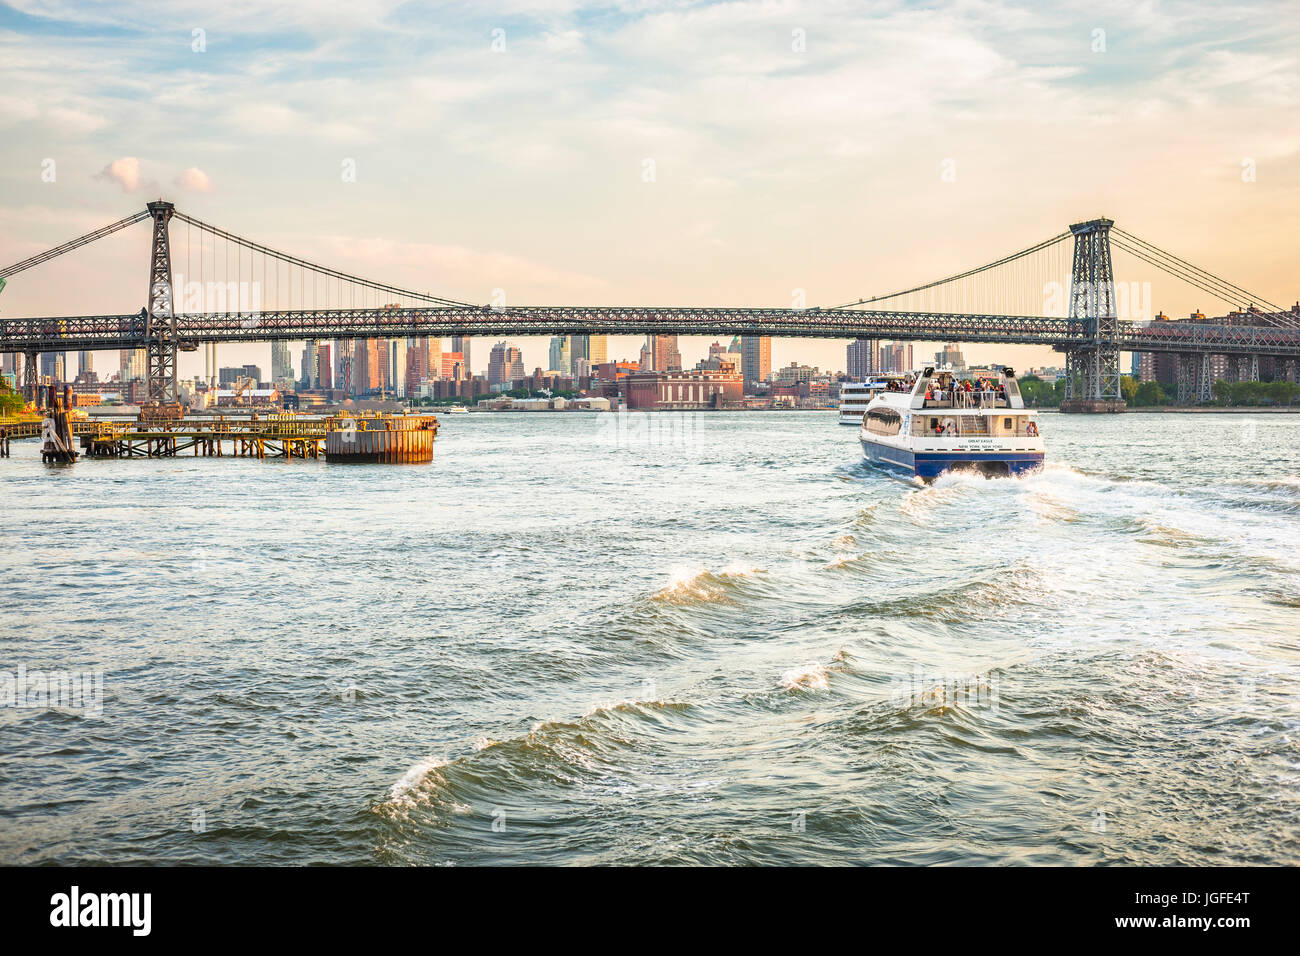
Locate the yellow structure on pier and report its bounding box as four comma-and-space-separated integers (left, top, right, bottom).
0, 412, 438, 464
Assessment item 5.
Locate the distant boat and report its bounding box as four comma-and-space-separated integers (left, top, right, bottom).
837, 378, 887, 425
443, 405, 469, 414
860, 367, 1044, 480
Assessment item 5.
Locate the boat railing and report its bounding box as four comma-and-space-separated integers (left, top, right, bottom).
923, 389, 1008, 409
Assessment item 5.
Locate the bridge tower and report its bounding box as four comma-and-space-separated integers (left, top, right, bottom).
144, 200, 179, 408
1176, 353, 1213, 404
1061, 218, 1126, 413
22, 350, 38, 404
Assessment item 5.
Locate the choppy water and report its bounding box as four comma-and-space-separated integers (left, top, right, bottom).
1, 410, 1298, 865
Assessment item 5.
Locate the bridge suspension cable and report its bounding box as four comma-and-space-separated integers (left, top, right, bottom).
0, 210, 151, 280
172, 211, 478, 311
831, 231, 1073, 317
1110, 227, 1293, 326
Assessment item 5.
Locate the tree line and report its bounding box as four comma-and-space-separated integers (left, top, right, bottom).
0, 381, 27, 416
1018, 374, 1299, 408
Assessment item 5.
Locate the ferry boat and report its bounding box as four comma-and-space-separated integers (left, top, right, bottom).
859, 367, 1044, 480
837, 378, 886, 425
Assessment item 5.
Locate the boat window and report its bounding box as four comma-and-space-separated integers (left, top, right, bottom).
864, 408, 902, 436
1004, 418, 1012, 429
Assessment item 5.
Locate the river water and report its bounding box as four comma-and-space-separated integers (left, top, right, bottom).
1, 410, 1297, 865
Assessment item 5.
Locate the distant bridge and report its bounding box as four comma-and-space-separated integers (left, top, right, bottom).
2, 203, 1296, 407
4, 306, 1299, 358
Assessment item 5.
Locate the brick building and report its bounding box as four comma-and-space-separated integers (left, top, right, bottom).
624, 365, 742, 410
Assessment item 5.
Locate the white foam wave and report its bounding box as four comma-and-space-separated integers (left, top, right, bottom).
388, 754, 447, 804
780, 663, 833, 691
653, 564, 764, 603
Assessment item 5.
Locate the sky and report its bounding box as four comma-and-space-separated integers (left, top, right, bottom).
1, 0, 1297, 380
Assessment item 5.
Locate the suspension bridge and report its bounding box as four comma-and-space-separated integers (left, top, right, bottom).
2, 201, 1297, 410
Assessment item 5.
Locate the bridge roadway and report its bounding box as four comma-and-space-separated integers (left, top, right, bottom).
2, 306, 1299, 357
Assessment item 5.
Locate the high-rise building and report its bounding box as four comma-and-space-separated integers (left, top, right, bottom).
425, 338, 442, 379
741, 336, 771, 393
316, 344, 332, 390
641, 335, 681, 372
878, 341, 913, 374
218, 366, 245, 386
352, 339, 370, 394
571, 335, 607, 370
78, 351, 93, 378
849, 339, 913, 376
847, 339, 875, 380
450, 336, 471, 378
934, 344, 966, 370
333, 340, 355, 394
271, 341, 293, 384
353, 339, 384, 394
488, 341, 524, 388
40, 352, 66, 385
548, 335, 571, 373
388, 339, 408, 398
661, 335, 682, 372
300, 341, 319, 387
405, 337, 430, 394
120, 348, 147, 384
442, 351, 465, 380
374, 338, 391, 391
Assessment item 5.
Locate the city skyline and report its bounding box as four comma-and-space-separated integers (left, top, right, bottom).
1, 2, 1297, 379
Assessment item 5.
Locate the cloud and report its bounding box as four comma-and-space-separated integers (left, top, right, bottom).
305, 234, 608, 298
174, 167, 213, 192
543, 30, 585, 54
0, 94, 40, 126
98, 156, 141, 192
3, 0, 1298, 376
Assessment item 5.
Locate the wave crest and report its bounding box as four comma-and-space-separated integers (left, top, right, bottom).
652, 565, 765, 605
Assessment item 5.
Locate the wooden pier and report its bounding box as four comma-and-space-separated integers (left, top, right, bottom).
0, 412, 438, 464
79, 416, 329, 460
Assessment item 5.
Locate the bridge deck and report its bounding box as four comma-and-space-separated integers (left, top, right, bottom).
2, 307, 1298, 356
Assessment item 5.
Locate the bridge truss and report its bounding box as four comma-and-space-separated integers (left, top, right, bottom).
1, 203, 1296, 409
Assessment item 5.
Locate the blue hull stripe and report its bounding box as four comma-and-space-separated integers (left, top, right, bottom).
861, 438, 1043, 479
